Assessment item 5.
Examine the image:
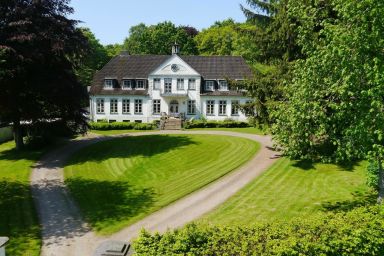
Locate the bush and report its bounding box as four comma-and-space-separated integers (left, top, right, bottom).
184, 119, 250, 129
89, 122, 155, 131
134, 206, 384, 255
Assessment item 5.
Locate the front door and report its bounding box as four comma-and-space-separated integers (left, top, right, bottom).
169, 100, 179, 116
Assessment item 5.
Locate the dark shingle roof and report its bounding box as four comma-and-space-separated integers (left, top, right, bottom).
89, 54, 253, 95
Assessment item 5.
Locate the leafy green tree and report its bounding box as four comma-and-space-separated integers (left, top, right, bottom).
105, 43, 123, 58
123, 22, 198, 55
0, 0, 89, 149
272, 0, 384, 201
76, 27, 110, 87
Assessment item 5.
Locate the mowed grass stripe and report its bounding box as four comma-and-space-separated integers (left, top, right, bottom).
64, 134, 259, 235
201, 158, 371, 225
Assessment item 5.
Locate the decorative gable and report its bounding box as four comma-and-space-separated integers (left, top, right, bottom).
149, 55, 200, 77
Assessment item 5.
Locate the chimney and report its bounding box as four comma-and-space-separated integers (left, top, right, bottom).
172, 42, 179, 55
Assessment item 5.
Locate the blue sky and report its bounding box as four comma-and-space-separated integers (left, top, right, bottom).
69, 0, 248, 45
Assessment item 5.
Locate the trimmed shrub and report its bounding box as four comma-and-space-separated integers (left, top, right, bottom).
184, 120, 250, 129
89, 122, 155, 131
134, 206, 384, 255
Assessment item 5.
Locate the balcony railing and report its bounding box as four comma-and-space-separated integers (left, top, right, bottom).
160, 90, 188, 97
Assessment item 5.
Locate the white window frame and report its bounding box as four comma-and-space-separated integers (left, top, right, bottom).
153, 99, 161, 114
231, 100, 239, 116
110, 98, 118, 114
135, 99, 143, 114
177, 78, 184, 90
187, 100, 196, 115
219, 100, 227, 115
206, 100, 215, 115
188, 79, 196, 90
104, 79, 113, 89
153, 78, 161, 90
122, 80, 132, 90
164, 78, 172, 93
219, 80, 228, 91
96, 98, 104, 114
205, 81, 214, 91
122, 99, 130, 114
136, 80, 145, 90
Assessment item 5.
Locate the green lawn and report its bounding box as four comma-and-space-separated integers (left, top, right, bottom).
0, 141, 42, 256
64, 134, 260, 235
201, 158, 373, 226
186, 127, 266, 135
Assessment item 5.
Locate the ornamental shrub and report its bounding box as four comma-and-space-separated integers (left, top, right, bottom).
183, 120, 250, 129
89, 122, 155, 131
133, 206, 384, 255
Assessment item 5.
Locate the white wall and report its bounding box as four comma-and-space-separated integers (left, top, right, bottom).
200, 96, 250, 122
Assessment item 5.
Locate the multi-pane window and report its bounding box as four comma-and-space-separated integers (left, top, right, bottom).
219, 100, 227, 115
187, 100, 196, 115
96, 98, 104, 114
135, 99, 143, 114
164, 78, 172, 93
122, 80, 131, 90
188, 79, 196, 90
122, 99, 130, 114
177, 78, 184, 90
104, 79, 113, 89
206, 100, 215, 115
219, 80, 228, 91
110, 99, 118, 114
153, 99, 161, 114
153, 78, 161, 90
231, 100, 239, 115
136, 80, 145, 89
205, 81, 214, 91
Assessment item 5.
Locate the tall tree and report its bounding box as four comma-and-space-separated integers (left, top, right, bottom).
0, 0, 89, 149
272, 0, 384, 201
123, 22, 198, 55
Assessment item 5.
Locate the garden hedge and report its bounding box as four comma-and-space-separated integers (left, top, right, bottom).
89, 122, 155, 131
134, 206, 384, 255
184, 120, 250, 129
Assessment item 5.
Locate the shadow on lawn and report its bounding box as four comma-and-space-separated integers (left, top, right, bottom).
321, 190, 377, 213
0, 181, 41, 256
66, 135, 197, 165
65, 177, 156, 231
293, 159, 360, 172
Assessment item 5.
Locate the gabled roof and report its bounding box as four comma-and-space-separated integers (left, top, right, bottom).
89, 54, 253, 95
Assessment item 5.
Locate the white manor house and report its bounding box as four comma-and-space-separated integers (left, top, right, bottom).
89, 44, 253, 123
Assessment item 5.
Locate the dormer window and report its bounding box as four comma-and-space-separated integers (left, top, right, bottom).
136, 80, 145, 90
205, 81, 214, 91
122, 80, 132, 90
219, 80, 228, 91
104, 79, 113, 89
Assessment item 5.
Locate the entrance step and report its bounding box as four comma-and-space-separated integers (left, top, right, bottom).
161, 118, 182, 130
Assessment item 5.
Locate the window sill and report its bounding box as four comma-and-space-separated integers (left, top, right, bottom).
134, 113, 143, 115
122, 112, 131, 115
96, 112, 105, 115
206, 114, 215, 116
231, 114, 240, 116
121, 88, 132, 90
187, 113, 196, 115
219, 114, 228, 116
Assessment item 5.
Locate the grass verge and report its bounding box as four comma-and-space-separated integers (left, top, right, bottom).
64, 134, 259, 235
0, 141, 42, 256
201, 157, 373, 225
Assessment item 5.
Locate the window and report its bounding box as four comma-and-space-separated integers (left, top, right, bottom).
153, 99, 161, 114
136, 80, 145, 89
135, 120, 142, 123
188, 79, 196, 90
219, 80, 228, 91
122, 99, 130, 114
153, 78, 161, 90
110, 99, 118, 114
231, 100, 239, 116
206, 100, 215, 115
122, 80, 131, 90
187, 100, 196, 115
205, 81, 214, 91
164, 78, 172, 93
104, 79, 113, 89
135, 99, 143, 114
96, 98, 104, 114
109, 120, 116, 123
177, 78, 184, 90
219, 100, 227, 115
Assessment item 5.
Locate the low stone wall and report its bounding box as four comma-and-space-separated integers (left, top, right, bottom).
0, 126, 13, 143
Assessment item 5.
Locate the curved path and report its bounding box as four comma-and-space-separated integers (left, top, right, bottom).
31, 130, 278, 256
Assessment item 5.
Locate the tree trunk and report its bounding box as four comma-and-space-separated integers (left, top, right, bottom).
13, 119, 24, 150
378, 159, 384, 204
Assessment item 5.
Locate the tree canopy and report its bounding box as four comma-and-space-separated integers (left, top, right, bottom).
0, 0, 89, 149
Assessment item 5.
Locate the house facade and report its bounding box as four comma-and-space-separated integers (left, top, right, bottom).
89, 45, 253, 123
